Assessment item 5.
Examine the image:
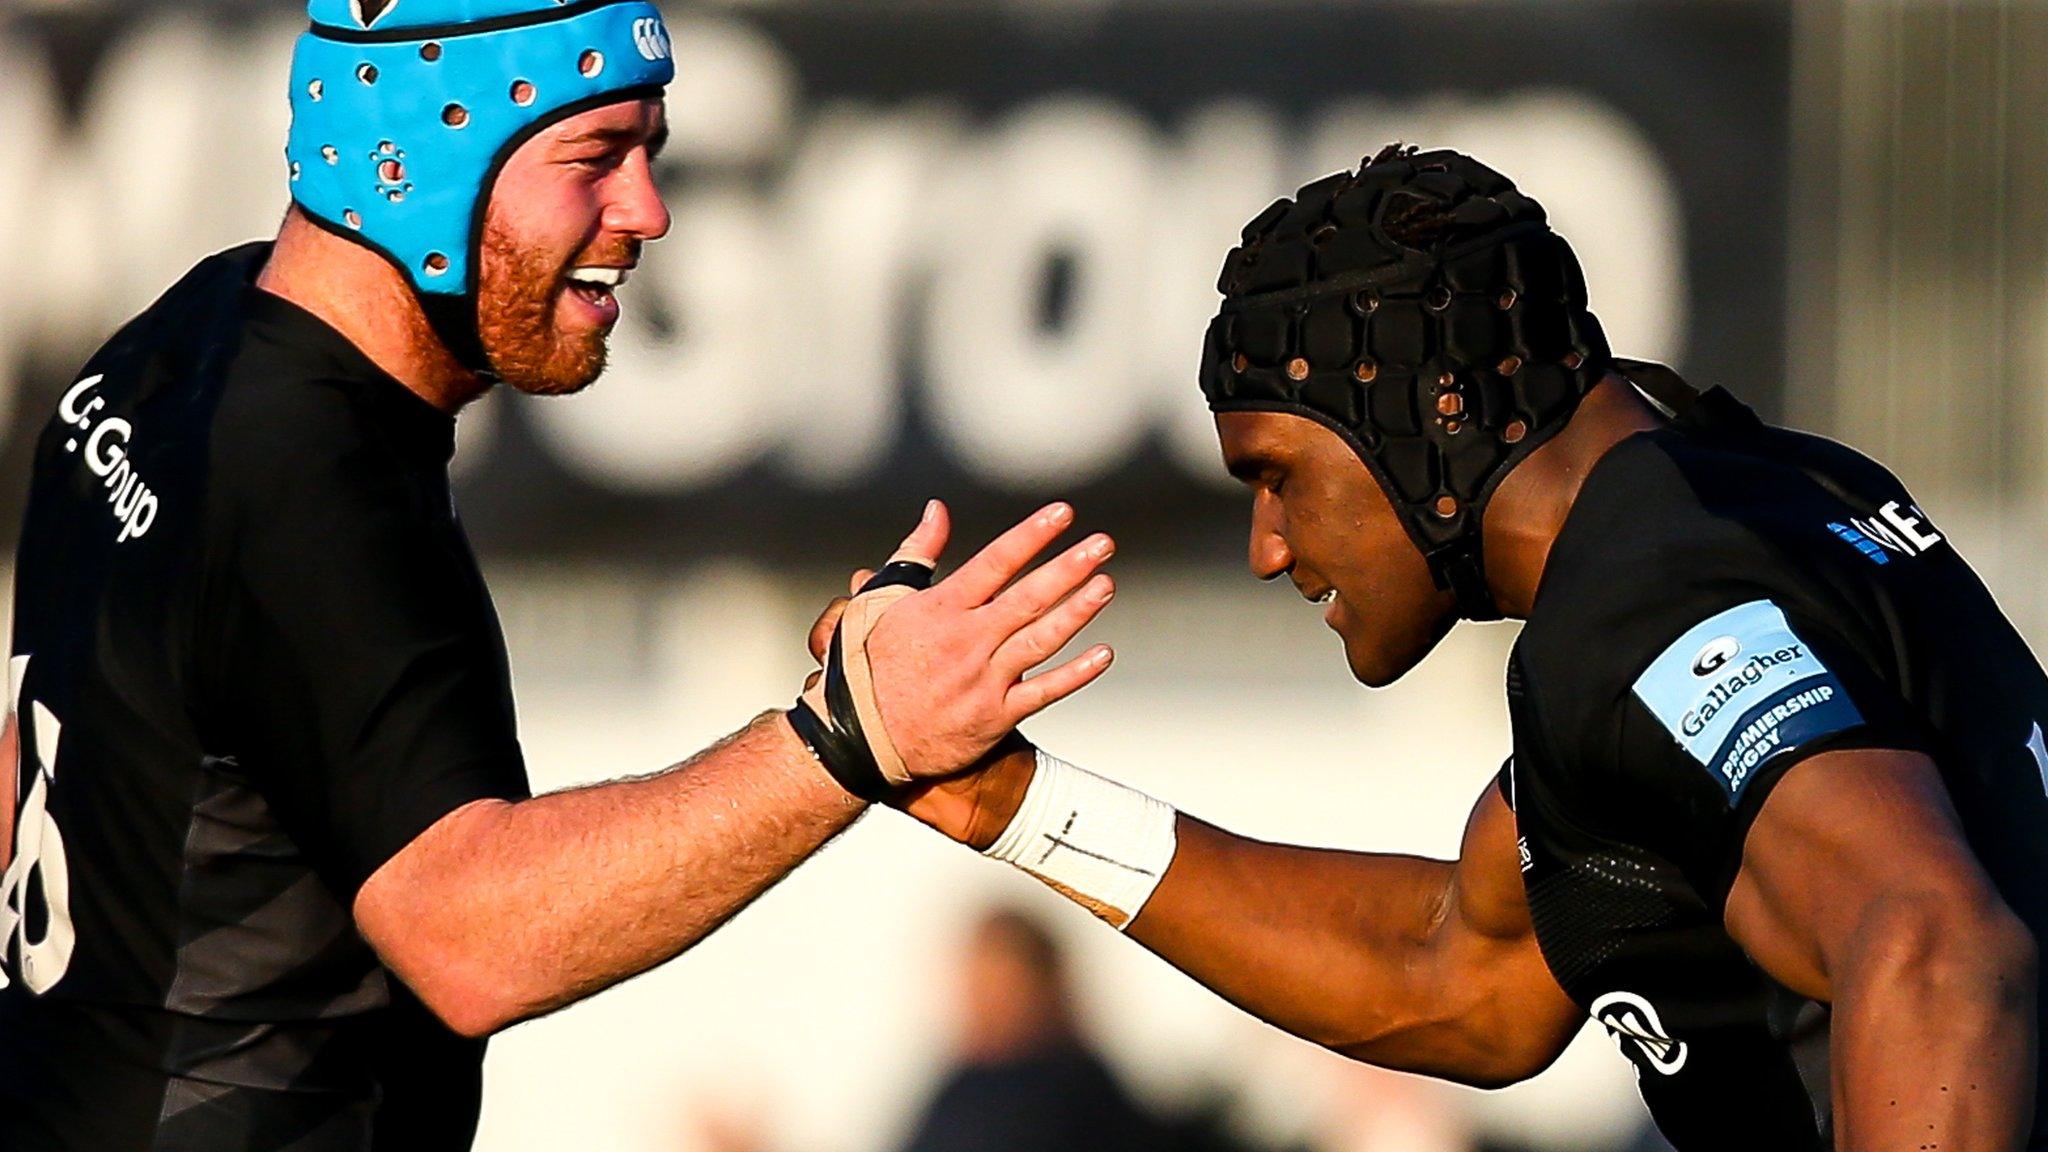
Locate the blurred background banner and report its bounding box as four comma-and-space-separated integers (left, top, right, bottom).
1, 3, 2040, 1151
2, 0, 1781, 564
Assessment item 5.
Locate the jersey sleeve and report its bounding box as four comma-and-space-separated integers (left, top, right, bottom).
205, 396, 530, 898
1532, 592, 1926, 905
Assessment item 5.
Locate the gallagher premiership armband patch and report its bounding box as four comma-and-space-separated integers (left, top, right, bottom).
1630, 600, 1864, 803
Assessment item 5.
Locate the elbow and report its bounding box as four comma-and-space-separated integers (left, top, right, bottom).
1465, 1055, 1558, 1091
1967, 906, 2039, 1017
435, 997, 523, 1041
1322, 1005, 1562, 1090
355, 886, 534, 1039
1327, 1032, 1552, 1090
405, 968, 526, 1040
1403, 1061, 1533, 1092
1425, 1042, 1561, 1091
362, 920, 534, 1039
353, 801, 539, 1039
1848, 892, 2038, 1022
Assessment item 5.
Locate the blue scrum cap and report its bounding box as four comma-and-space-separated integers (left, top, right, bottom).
286, 0, 675, 311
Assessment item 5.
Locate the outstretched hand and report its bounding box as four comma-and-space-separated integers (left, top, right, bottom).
800, 500, 1116, 786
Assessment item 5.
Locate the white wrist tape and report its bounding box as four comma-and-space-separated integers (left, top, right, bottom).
983, 749, 1178, 931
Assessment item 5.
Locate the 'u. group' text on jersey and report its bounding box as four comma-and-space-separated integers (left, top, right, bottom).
0, 244, 531, 1151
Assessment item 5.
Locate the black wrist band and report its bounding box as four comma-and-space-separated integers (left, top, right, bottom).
787, 698, 894, 802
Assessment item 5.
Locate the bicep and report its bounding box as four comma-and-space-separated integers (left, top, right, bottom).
1449, 781, 1537, 940
1724, 748, 2012, 1000
1427, 784, 1582, 1067
1128, 782, 1579, 1085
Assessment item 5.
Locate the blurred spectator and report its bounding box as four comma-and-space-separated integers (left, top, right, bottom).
674, 1087, 776, 1152
1473, 1113, 1675, 1152
1317, 1063, 1471, 1152
895, 909, 1182, 1152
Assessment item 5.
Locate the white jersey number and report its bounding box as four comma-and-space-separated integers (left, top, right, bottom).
0, 655, 76, 994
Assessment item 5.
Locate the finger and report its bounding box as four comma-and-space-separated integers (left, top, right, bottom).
848, 568, 875, 596
987, 533, 1114, 633
808, 596, 850, 664
1004, 645, 1115, 724
994, 573, 1115, 679
938, 502, 1075, 607
889, 500, 950, 569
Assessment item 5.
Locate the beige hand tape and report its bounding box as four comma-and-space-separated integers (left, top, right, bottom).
803, 546, 932, 787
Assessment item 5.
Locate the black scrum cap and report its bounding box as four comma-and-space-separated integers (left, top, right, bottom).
1201, 148, 1611, 620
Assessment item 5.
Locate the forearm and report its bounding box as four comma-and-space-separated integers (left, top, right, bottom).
905, 753, 1567, 1085
358, 712, 860, 1036
1831, 909, 2038, 1150
1131, 817, 1478, 1065
350, 498, 1116, 1036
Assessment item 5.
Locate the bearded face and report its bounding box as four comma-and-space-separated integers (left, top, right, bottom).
468, 98, 669, 397
473, 214, 638, 396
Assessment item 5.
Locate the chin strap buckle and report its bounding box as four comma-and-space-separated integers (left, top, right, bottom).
1432, 546, 1500, 623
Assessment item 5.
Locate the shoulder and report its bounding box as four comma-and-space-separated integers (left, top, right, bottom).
1521, 420, 1902, 672
207, 368, 413, 540
212, 364, 380, 470
207, 308, 450, 526
1513, 428, 1894, 784
1512, 434, 1747, 734
206, 367, 458, 608
54, 246, 414, 520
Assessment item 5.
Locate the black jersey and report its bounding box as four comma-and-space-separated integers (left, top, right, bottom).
1503, 386, 2048, 1148
0, 244, 532, 1151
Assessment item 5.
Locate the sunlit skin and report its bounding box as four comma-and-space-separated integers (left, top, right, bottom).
1215, 376, 1666, 685
902, 377, 1665, 838
475, 98, 671, 397
1217, 412, 1455, 687
907, 376, 2039, 1141
247, 90, 1133, 1046
257, 96, 671, 411
0, 708, 15, 877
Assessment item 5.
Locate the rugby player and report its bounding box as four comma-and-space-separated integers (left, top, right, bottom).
890, 147, 2047, 1148
0, 2, 1116, 1148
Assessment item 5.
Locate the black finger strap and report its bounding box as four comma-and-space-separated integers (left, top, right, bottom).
788, 559, 937, 801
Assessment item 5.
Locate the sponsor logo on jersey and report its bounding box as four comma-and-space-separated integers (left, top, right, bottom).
1632, 600, 1864, 803
1826, 522, 1891, 566
1690, 636, 1739, 677
1828, 501, 1945, 567
1679, 643, 1809, 738
633, 17, 671, 61
1591, 990, 1687, 1075
55, 374, 159, 544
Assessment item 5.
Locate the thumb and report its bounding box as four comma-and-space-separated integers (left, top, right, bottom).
849, 568, 875, 596
890, 499, 950, 569
808, 597, 850, 664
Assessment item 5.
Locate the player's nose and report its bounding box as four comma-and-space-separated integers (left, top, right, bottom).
604, 151, 671, 242
1248, 494, 1292, 582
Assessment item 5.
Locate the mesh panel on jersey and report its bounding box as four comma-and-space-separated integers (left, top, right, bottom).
1525, 850, 1687, 992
